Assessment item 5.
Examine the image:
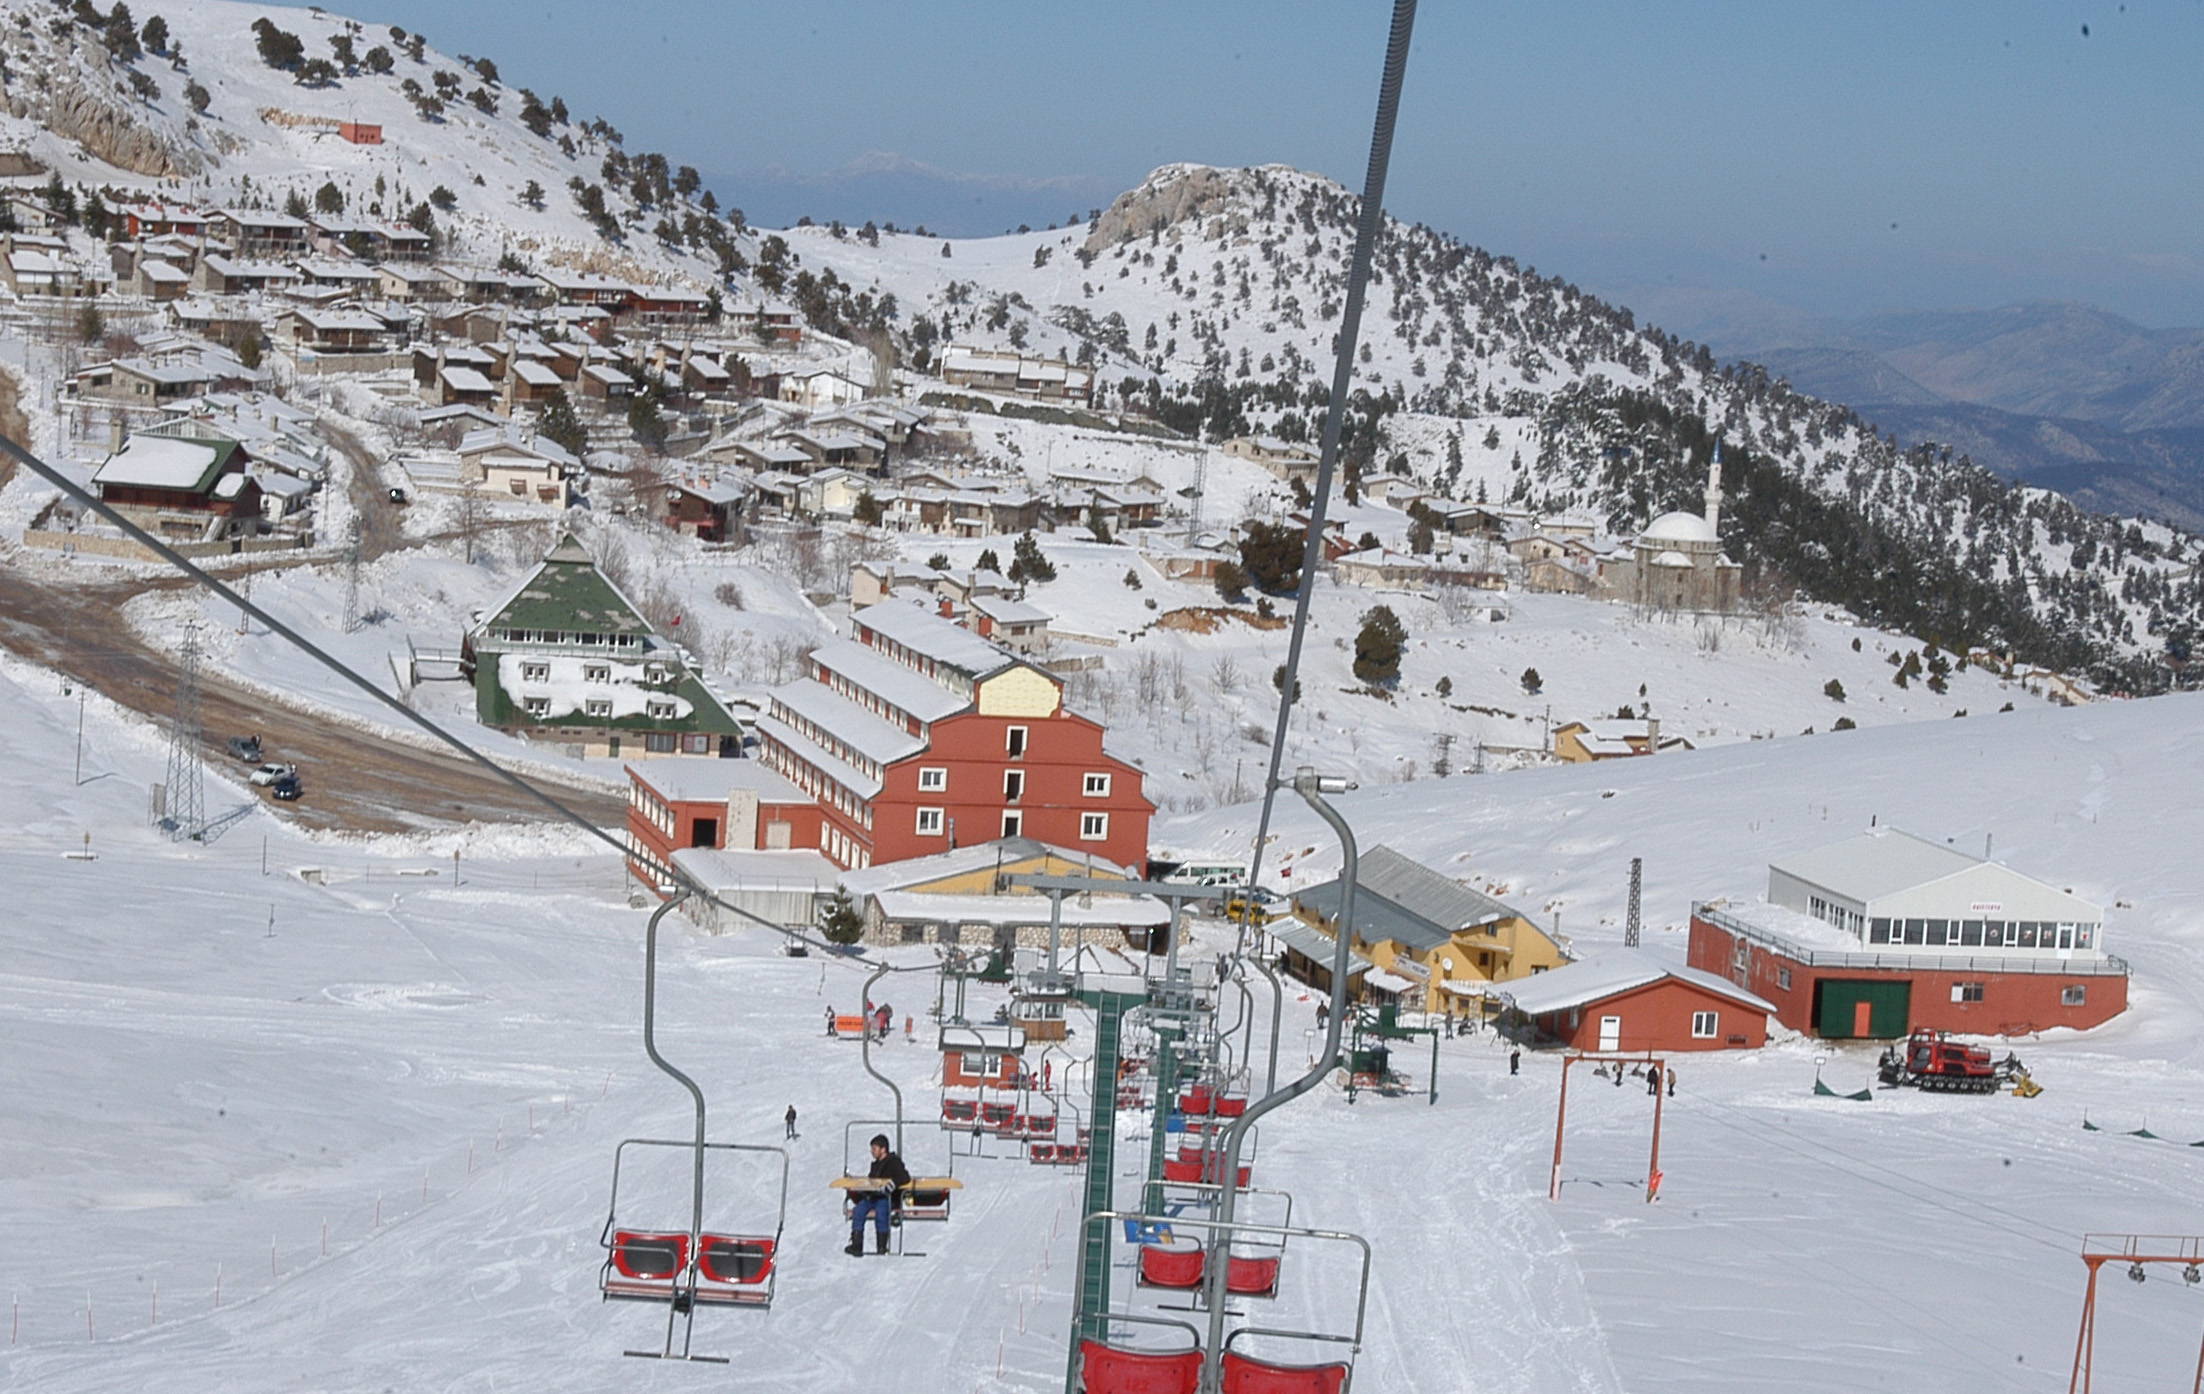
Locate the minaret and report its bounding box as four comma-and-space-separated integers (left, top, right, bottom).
1703, 440, 1724, 535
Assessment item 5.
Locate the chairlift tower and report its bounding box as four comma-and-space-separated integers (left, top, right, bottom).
163, 628, 206, 841
341, 518, 363, 634
1625, 857, 1642, 948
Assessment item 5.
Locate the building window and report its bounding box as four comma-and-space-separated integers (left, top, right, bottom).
916, 807, 944, 836
1001, 810, 1023, 838
1951, 982, 1985, 1003
1080, 812, 1108, 841
647, 701, 677, 720
523, 696, 550, 718
2077, 924, 2095, 949
1959, 920, 1985, 947
520, 662, 550, 682
1776, 967, 1792, 992
682, 734, 712, 754
1003, 769, 1025, 802
584, 664, 610, 683
1868, 918, 1891, 944
646, 733, 677, 753
508, 479, 527, 496
584, 698, 612, 718
1690, 1011, 1717, 1039
1083, 772, 1111, 797
918, 766, 947, 792
1005, 726, 1028, 758
2061, 984, 2087, 1007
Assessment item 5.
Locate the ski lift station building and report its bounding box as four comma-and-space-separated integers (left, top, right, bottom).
1686, 827, 2129, 1038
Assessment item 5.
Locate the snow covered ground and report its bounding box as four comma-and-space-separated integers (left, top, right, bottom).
6, 624, 2204, 1389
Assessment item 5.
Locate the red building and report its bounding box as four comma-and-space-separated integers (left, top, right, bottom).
1686, 828, 2130, 1038
1500, 950, 1774, 1053
757, 600, 1151, 870
624, 760, 825, 888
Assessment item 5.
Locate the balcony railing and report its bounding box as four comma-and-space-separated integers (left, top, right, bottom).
1693, 903, 2129, 977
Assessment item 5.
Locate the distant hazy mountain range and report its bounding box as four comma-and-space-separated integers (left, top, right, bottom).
1619, 292, 2204, 529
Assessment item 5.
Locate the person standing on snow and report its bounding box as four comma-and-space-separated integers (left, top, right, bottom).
784, 1104, 798, 1139
846, 1134, 910, 1256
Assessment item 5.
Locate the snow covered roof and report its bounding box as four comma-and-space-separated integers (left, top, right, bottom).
1769, 828, 1983, 905
91, 433, 241, 492
838, 836, 1138, 897
769, 680, 928, 766
672, 847, 839, 892
1499, 949, 1776, 1018
626, 759, 809, 805
808, 639, 968, 724
440, 366, 496, 394
852, 600, 1015, 681
479, 536, 654, 639
459, 427, 577, 469
970, 594, 1051, 625
672, 476, 746, 505
1269, 916, 1373, 972
1295, 846, 1526, 952
754, 715, 885, 800
1640, 511, 1718, 545
870, 891, 1169, 928
583, 364, 634, 387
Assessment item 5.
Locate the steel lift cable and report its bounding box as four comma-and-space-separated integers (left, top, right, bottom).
1239, 0, 1420, 919
0, 431, 849, 956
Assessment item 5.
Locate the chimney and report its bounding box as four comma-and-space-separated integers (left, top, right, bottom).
1645, 716, 1661, 753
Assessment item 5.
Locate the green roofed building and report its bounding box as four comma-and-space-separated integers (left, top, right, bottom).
463, 534, 745, 760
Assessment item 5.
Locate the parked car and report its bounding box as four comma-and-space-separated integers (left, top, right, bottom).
269, 772, 302, 802
248, 762, 296, 787
387, 487, 408, 505
227, 735, 263, 762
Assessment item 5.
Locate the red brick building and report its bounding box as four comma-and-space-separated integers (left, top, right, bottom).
1685, 828, 2129, 1038
756, 600, 1151, 870
1500, 950, 1774, 1053
624, 760, 825, 889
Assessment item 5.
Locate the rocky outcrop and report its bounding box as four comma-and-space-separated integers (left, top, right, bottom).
6, 67, 201, 178
1084, 164, 1259, 252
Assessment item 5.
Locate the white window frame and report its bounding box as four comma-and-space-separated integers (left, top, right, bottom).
520, 662, 550, 682
1003, 769, 1025, 801
1080, 812, 1109, 842
1690, 1010, 1718, 1039
1083, 772, 1111, 797
918, 766, 948, 792
1001, 810, 1023, 838
523, 696, 551, 718
916, 807, 945, 836
584, 698, 612, 718
1776, 966, 1792, 991
1005, 725, 1028, 758
2061, 984, 2087, 1006
583, 664, 610, 683
647, 701, 677, 720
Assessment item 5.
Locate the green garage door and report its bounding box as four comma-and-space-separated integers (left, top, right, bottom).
1815, 979, 1911, 1039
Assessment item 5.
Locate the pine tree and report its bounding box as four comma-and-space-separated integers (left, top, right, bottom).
820, 891, 864, 946
1008, 533, 1055, 584
1520, 667, 1542, 695
1353, 606, 1406, 685
536, 390, 585, 456
976, 548, 1001, 575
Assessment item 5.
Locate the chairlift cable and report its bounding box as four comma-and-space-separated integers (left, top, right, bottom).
1242, 0, 1421, 921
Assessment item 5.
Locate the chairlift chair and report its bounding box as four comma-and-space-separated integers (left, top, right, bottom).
840, 1119, 960, 1227
1085, 1209, 1371, 1394
599, 1138, 789, 1310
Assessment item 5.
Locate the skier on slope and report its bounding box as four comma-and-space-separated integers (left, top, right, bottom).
846, 1134, 910, 1257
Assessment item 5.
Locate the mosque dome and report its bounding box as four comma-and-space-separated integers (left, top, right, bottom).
1640, 511, 1719, 546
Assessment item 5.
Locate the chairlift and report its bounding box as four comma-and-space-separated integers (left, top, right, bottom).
1082, 1209, 1371, 1394
1133, 1181, 1296, 1305
594, 893, 789, 1363
840, 961, 967, 1253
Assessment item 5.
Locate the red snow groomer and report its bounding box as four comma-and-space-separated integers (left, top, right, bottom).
1877, 1028, 2026, 1094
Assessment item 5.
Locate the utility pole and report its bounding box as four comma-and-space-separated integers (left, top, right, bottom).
341, 518, 362, 634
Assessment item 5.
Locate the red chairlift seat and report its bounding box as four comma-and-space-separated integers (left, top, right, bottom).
1219, 1351, 1347, 1394
1161, 1158, 1203, 1184
1214, 1094, 1249, 1118
980, 1101, 1017, 1131
942, 1098, 979, 1125
1079, 1338, 1203, 1394
604, 1229, 688, 1298
695, 1235, 776, 1304
1136, 1243, 1208, 1290
1179, 1086, 1215, 1115
1225, 1254, 1281, 1298
903, 1184, 954, 1220
1031, 1142, 1060, 1164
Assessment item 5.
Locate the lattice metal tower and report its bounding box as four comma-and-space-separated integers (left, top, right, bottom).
341, 518, 363, 634
1624, 857, 1642, 948
164, 628, 206, 841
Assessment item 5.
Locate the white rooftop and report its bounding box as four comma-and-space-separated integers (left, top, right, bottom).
851, 600, 1016, 679
1500, 949, 1777, 1018
626, 760, 808, 805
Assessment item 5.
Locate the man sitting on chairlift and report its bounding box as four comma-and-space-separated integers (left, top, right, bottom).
846, 1134, 911, 1256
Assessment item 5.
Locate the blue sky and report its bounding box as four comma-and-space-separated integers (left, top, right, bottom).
330, 1, 2204, 334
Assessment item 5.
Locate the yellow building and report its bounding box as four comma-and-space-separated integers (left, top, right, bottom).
837, 836, 1166, 950
1286, 845, 1570, 1017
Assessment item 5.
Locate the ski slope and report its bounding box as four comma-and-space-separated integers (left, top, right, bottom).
5, 657, 2204, 1390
